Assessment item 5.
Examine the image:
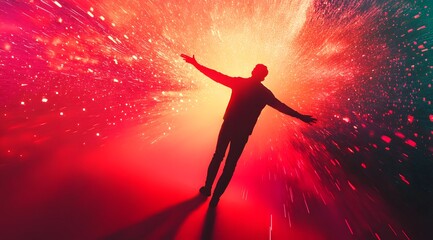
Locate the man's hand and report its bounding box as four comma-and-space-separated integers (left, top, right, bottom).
299, 114, 317, 125
181, 54, 198, 65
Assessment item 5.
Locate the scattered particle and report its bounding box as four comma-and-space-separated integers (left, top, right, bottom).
404, 139, 416, 148
375, 232, 381, 240
345, 219, 354, 235
388, 224, 398, 236
402, 230, 411, 240
417, 25, 426, 31
303, 193, 310, 214
347, 181, 356, 190
53, 1, 62, 8
108, 35, 117, 44
395, 131, 405, 139
4, 43, 11, 51
407, 115, 414, 123
381, 135, 391, 144
399, 174, 410, 185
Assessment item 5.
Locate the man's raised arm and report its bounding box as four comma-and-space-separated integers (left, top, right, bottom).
268, 95, 317, 125
181, 54, 233, 87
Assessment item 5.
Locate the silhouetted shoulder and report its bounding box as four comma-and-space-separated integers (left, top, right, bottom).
229, 77, 250, 89
259, 84, 276, 100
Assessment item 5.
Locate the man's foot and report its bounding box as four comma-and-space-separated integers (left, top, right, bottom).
199, 186, 211, 197
209, 197, 220, 208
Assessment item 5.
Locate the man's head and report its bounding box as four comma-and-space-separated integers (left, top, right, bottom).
251, 64, 268, 81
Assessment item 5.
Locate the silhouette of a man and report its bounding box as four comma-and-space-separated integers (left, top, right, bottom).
181, 54, 317, 207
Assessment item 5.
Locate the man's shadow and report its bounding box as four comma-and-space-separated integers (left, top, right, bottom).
106, 194, 206, 240
200, 208, 217, 240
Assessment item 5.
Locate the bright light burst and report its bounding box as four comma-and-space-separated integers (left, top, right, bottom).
1, 0, 432, 239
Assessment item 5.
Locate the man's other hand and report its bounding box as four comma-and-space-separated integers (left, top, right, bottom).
299, 115, 317, 125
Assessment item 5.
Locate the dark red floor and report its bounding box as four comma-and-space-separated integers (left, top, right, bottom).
0, 122, 412, 240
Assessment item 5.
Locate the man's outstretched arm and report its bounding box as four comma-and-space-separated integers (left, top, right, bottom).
268, 96, 317, 125
181, 54, 233, 87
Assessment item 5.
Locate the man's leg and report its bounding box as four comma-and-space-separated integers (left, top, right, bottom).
210, 134, 249, 206
200, 123, 231, 196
